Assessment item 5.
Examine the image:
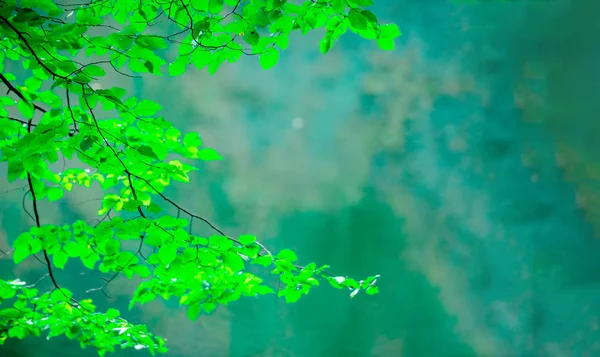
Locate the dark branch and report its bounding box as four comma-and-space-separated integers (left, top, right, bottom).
0, 73, 47, 113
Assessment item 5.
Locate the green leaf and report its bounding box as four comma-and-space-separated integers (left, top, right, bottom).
209, 235, 233, 250
192, 0, 209, 11
276, 249, 298, 262
330, 0, 346, 12
208, 0, 223, 14
198, 250, 219, 266
238, 235, 256, 245
82, 65, 106, 77
122, 199, 143, 212
320, 31, 333, 54
0, 287, 16, 300
350, 0, 374, 6
283, 289, 302, 303
12, 232, 36, 264
203, 302, 217, 314
208, 51, 226, 76
275, 33, 289, 50
7, 160, 25, 182
138, 145, 159, 160
53, 251, 69, 269
130, 264, 151, 278
81, 252, 100, 269
147, 202, 163, 213
222, 252, 245, 272
254, 285, 275, 295
63, 242, 81, 257
376, 38, 395, 51
135, 100, 162, 116
192, 50, 211, 71
380, 23, 401, 39
103, 239, 120, 255
226, 46, 243, 63
24, 77, 42, 91
158, 244, 177, 265
192, 20, 210, 39
8, 326, 27, 339
143, 60, 154, 73
259, 48, 279, 70
186, 304, 202, 321
348, 9, 368, 30
106, 308, 120, 318
0, 96, 15, 106
46, 187, 64, 202
365, 286, 379, 295
79, 136, 94, 151
169, 58, 188, 76
252, 255, 273, 267
197, 148, 223, 161
183, 132, 202, 148
73, 75, 92, 84
243, 30, 259, 46
17, 99, 34, 120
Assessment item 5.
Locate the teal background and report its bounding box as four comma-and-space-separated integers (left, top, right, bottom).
2, 0, 600, 356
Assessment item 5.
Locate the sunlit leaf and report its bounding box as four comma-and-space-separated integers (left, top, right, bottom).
17, 100, 34, 120
377, 38, 395, 51
259, 48, 280, 70
380, 23, 401, 39
46, 187, 64, 202
197, 148, 223, 161
53, 251, 69, 269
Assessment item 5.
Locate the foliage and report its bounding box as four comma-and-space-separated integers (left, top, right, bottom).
0, 0, 396, 354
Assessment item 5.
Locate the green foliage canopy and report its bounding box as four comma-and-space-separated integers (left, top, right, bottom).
0, 0, 397, 354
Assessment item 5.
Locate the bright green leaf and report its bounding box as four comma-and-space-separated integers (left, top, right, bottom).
238, 235, 256, 245
53, 251, 69, 269
350, 0, 374, 6
209, 235, 233, 250
63, 242, 81, 257
222, 252, 245, 272
183, 132, 202, 148
106, 308, 120, 318
380, 23, 401, 39
197, 148, 222, 161
158, 244, 177, 265
348, 9, 368, 30
208, 0, 223, 14
283, 289, 302, 303
365, 286, 379, 295
259, 48, 279, 70
276, 249, 298, 262
46, 187, 64, 202
252, 255, 273, 267
82, 65, 107, 77
138, 145, 159, 160
17, 100, 34, 120
320, 31, 333, 54
130, 265, 151, 278
192, 0, 209, 11
169, 58, 188, 76
186, 304, 202, 321
243, 31, 259, 46
376, 38, 395, 51
103, 239, 120, 255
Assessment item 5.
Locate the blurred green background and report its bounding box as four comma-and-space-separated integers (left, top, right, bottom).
2, 0, 600, 356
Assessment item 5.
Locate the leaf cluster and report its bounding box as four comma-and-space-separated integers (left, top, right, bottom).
0, 0, 394, 354
0, 279, 167, 356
